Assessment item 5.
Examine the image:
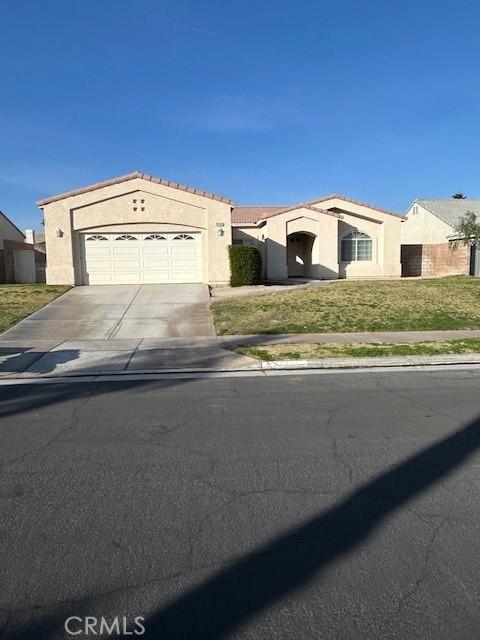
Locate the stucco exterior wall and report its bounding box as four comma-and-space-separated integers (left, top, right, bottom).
233, 201, 402, 281
401, 204, 452, 244
262, 209, 339, 280
42, 178, 232, 285
313, 197, 402, 279
231, 226, 267, 277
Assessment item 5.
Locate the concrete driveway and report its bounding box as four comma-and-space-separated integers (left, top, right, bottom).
0, 284, 259, 376
1, 284, 215, 340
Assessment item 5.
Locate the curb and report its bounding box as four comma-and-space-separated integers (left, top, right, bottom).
2, 353, 480, 381
260, 353, 480, 370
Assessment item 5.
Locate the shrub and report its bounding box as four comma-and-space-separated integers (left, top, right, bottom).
228, 245, 262, 287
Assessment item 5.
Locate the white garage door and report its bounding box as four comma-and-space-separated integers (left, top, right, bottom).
81, 232, 203, 284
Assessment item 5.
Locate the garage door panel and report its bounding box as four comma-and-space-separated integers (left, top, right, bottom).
81, 232, 202, 284
113, 248, 141, 257
142, 246, 169, 256
85, 259, 112, 270
112, 259, 142, 269
143, 272, 171, 283
84, 247, 111, 257
171, 260, 198, 270
112, 273, 142, 284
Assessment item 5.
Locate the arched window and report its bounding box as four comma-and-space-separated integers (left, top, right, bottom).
173, 234, 194, 240
85, 235, 108, 241
115, 234, 137, 241
341, 231, 372, 261
144, 234, 166, 240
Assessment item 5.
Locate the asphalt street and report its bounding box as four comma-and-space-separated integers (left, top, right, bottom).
1, 369, 480, 639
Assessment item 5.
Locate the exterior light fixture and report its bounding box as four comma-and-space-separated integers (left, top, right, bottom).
55, 228, 63, 237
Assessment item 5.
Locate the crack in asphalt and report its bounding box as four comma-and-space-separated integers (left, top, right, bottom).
392, 518, 447, 616
0, 387, 98, 468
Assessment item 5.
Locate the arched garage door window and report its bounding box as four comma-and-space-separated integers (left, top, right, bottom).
115, 234, 137, 241
341, 232, 372, 261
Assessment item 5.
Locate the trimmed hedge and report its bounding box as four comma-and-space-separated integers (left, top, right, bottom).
228, 245, 262, 287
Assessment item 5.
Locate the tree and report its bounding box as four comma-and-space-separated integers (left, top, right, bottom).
452, 193, 467, 199
454, 211, 480, 246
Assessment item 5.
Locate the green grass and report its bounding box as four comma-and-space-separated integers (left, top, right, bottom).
234, 338, 480, 361
0, 284, 70, 334
212, 276, 480, 335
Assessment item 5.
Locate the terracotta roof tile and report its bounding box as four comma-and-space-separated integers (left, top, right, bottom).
231, 203, 342, 224
36, 171, 234, 206
231, 206, 288, 224
307, 193, 402, 218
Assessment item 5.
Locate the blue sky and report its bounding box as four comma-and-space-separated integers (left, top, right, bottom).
1, 0, 480, 229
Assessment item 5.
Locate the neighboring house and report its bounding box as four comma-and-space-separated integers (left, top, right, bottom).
401, 199, 476, 277
37, 172, 402, 286
25, 229, 46, 253
0, 210, 26, 282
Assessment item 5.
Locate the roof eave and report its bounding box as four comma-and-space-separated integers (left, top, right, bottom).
36, 171, 235, 207
306, 193, 402, 219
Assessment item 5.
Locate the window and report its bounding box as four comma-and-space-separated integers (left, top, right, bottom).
341, 231, 372, 261
144, 234, 166, 240
85, 235, 108, 241
173, 234, 194, 240
115, 234, 137, 241
233, 239, 254, 246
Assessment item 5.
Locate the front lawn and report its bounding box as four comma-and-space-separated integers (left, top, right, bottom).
0, 284, 70, 334
212, 276, 480, 335
233, 339, 480, 360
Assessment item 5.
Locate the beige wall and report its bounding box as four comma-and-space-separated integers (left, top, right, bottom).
401, 203, 452, 244
313, 197, 402, 279
231, 225, 267, 277
234, 200, 402, 280
42, 178, 232, 285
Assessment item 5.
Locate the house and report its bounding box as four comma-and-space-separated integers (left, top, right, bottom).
0, 210, 26, 282
401, 199, 476, 277
25, 229, 46, 253
37, 172, 402, 286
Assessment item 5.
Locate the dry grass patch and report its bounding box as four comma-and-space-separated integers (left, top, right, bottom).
212, 276, 480, 335
234, 339, 480, 361
0, 284, 70, 334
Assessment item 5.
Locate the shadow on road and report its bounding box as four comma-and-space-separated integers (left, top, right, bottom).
2, 402, 480, 639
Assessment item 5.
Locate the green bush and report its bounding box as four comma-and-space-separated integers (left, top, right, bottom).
228, 245, 262, 287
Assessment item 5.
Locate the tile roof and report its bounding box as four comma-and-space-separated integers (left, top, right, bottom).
231, 206, 289, 223
307, 194, 403, 218
416, 199, 480, 228
231, 203, 342, 224
36, 171, 234, 206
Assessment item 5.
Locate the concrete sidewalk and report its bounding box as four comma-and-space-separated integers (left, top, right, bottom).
0, 338, 257, 377
217, 329, 480, 347
2, 328, 480, 378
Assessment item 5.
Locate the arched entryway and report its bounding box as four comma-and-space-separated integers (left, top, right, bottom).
287, 232, 315, 277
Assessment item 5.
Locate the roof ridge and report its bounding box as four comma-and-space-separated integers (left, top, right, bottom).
0, 210, 26, 239
37, 172, 234, 206
306, 193, 402, 218
256, 202, 342, 221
